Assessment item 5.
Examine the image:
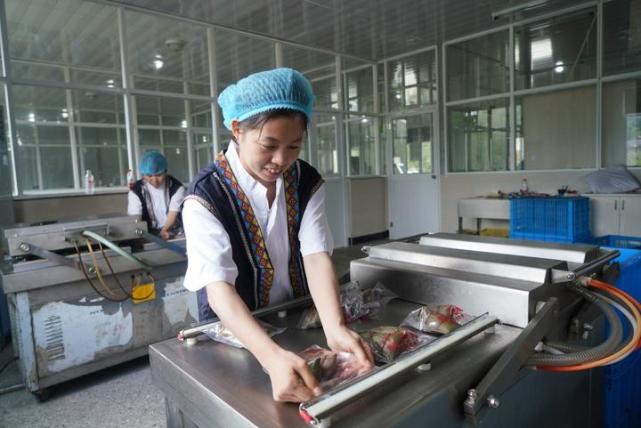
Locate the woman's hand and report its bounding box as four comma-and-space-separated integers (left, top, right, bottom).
325, 324, 374, 369
262, 348, 322, 403
159, 229, 171, 240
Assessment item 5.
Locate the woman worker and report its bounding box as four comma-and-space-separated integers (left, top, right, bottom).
127, 150, 185, 240
182, 68, 374, 403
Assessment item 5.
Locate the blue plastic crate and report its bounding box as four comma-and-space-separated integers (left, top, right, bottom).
603, 249, 641, 428
509, 196, 590, 243
594, 235, 641, 250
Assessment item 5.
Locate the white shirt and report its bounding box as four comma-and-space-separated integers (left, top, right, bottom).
183, 142, 334, 305
127, 182, 186, 229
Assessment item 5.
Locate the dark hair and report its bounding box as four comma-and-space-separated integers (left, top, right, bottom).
236, 109, 309, 136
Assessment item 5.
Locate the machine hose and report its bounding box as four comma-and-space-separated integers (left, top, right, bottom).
528, 285, 622, 366
542, 341, 589, 354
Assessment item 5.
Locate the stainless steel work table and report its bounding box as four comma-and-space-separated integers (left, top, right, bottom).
150, 299, 600, 428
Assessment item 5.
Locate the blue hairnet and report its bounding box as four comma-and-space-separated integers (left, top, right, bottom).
139, 150, 167, 175
218, 68, 315, 130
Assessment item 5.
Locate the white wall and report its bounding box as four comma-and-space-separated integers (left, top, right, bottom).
13, 193, 127, 224
347, 177, 388, 238
441, 171, 595, 232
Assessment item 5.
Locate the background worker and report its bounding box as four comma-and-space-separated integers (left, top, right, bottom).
127, 150, 185, 240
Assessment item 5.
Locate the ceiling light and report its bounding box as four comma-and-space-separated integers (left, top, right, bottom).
175, 147, 181, 155
106, 79, 115, 88
27, 112, 36, 122
395, 93, 402, 100
61, 111, 69, 119
554, 61, 565, 73
201, 136, 208, 143
361, 117, 369, 124
153, 55, 164, 71
180, 120, 188, 128
164, 38, 185, 52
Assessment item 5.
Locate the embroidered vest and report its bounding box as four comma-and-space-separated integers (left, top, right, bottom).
185, 151, 323, 322
132, 175, 183, 233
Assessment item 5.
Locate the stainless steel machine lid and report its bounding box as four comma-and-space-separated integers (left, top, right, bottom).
419, 233, 600, 268
365, 241, 567, 284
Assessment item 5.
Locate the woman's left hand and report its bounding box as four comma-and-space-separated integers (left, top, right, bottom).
325, 324, 374, 369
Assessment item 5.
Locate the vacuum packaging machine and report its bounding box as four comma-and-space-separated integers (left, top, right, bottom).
0, 216, 196, 400
150, 234, 638, 427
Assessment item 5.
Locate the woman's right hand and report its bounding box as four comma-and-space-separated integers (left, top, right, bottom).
262, 348, 322, 403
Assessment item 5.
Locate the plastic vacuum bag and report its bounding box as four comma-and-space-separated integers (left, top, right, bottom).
359, 326, 433, 364
297, 282, 396, 329
204, 320, 286, 348
585, 165, 641, 194
401, 304, 468, 335
298, 345, 371, 390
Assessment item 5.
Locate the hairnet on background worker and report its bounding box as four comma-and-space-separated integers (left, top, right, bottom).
127, 150, 185, 240
181, 67, 373, 403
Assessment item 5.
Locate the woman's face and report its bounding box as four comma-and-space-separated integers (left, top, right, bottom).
144, 173, 166, 188
232, 115, 304, 188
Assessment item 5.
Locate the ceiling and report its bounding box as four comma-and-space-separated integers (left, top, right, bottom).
106, 0, 591, 61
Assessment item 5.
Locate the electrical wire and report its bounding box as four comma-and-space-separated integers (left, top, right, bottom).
74, 242, 128, 303
98, 242, 155, 301
594, 291, 638, 365
539, 279, 641, 372
85, 239, 123, 300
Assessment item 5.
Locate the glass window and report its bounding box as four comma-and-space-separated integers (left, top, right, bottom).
347, 116, 378, 176
135, 96, 186, 128
6, 0, 121, 84
13, 85, 68, 124
162, 130, 189, 183
392, 114, 433, 174
516, 86, 596, 170
446, 31, 509, 101
345, 67, 374, 113
72, 90, 124, 124
603, 0, 641, 76
514, 8, 597, 90
125, 10, 209, 96
602, 79, 641, 167
193, 131, 214, 172
16, 124, 73, 190
448, 99, 510, 172
312, 76, 339, 111
388, 51, 437, 111
190, 101, 213, 129
215, 29, 274, 88
313, 113, 338, 176
77, 127, 126, 187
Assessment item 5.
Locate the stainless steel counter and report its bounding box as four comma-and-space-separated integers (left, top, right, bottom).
150, 299, 599, 428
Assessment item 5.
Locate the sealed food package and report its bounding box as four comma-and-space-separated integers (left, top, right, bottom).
297, 282, 396, 329
204, 320, 286, 348
298, 345, 371, 390
401, 304, 468, 335
359, 326, 432, 364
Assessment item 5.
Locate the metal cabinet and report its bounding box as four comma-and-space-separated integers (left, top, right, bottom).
588, 194, 641, 237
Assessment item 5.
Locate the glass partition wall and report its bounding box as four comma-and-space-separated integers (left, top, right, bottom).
445, 1, 641, 174
2, 0, 641, 195
1, 0, 382, 196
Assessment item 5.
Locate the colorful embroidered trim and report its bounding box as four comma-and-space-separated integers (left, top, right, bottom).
283, 163, 305, 298
213, 152, 274, 307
